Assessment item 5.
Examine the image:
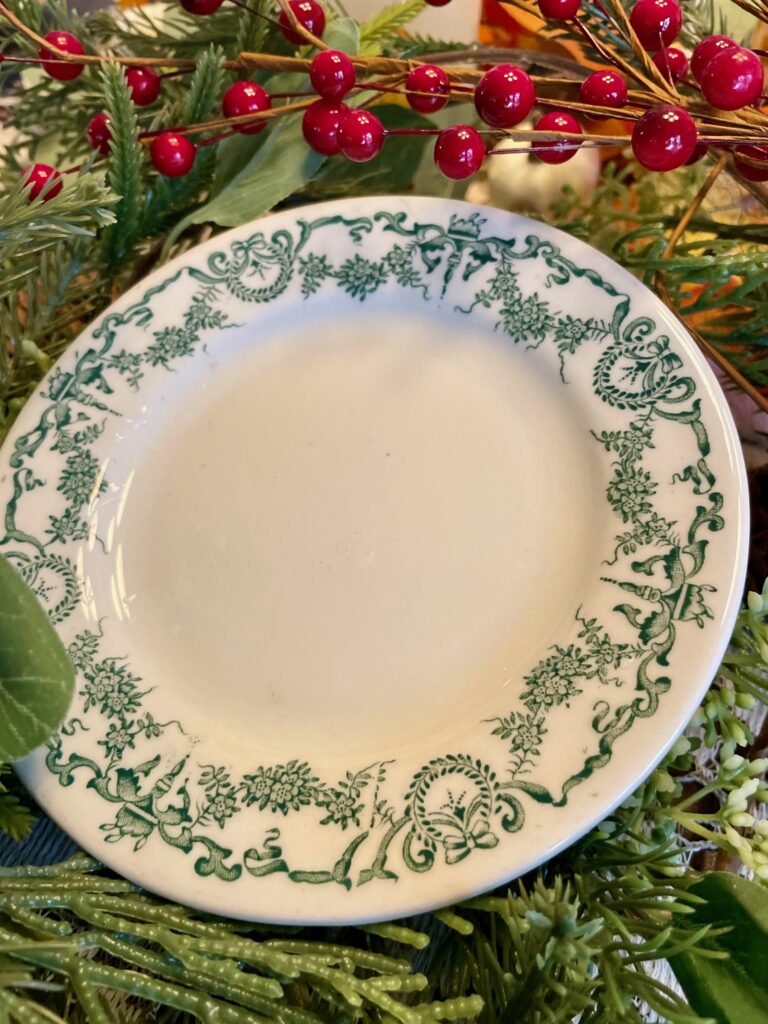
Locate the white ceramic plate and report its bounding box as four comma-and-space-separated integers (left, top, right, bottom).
3, 197, 748, 924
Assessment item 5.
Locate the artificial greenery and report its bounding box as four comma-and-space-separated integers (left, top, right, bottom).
1, 0, 768, 1020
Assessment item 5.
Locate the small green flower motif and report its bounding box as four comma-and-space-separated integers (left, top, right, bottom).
146, 327, 196, 368
209, 789, 238, 828
100, 721, 136, 760
491, 263, 521, 304
554, 645, 591, 679
337, 255, 386, 301
68, 631, 100, 671
81, 658, 142, 717
499, 294, 554, 346
269, 761, 317, 814
299, 253, 332, 297
383, 246, 427, 294
242, 761, 318, 814
508, 715, 546, 755
607, 467, 656, 522
184, 297, 228, 332
102, 686, 142, 718
58, 450, 100, 507
554, 315, 594, 357
596, 424, 654, 459
108, 349, 144, 388
319, 789, 363, 830
523, 668, 580, 709
620, 424, 655, 460
242, 767, 274, 807
46, 508, 89, 544
51, 430, 78, 454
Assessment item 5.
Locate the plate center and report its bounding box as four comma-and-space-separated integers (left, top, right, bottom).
114, 307, 602, 761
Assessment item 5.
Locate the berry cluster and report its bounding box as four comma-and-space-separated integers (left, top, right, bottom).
16, 0, 768, 203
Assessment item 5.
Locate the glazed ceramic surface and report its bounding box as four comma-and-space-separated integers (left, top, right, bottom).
2, 197, 748, 923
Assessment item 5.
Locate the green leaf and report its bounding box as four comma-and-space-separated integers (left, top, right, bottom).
100, 61, 144, 268
305, 104, 435, 199
671, 873, 768, 1024
322, 15, 359, 54
0, 553, 74, 762
358, 0, 427, 56
161, 112, 325, 257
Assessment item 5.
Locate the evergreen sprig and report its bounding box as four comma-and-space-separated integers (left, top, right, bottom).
358, 0, 427, 56
551, 162, 768, 387
100, 61, 144, 268
0, 768, 33, 842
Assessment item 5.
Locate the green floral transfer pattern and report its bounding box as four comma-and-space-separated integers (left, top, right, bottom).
0, 208, 726, 889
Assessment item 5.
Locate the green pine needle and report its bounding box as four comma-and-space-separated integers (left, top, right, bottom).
0, 769, 34, 842
358, 0, 427, 56
182, 44, 227, 126
146, 45, 225, 239
100, 61, 144, 269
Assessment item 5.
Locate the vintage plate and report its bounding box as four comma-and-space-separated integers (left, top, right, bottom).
2, 197, 748, 924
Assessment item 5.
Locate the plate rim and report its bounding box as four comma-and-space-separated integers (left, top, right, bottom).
6, 194, 750, 924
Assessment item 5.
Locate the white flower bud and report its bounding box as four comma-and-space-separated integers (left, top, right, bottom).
728, 812, 756, 829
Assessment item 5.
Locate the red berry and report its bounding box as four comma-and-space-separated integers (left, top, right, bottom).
309, 50, 355, 100
425, 0, 452, 5
532, 111, 582, 164
337, 109, 384, 162
125, 66, 161, 107
539, 0, 580, 18
180, 0, 224, 14
579, 69, 627, 108
690, 35, 738, 82
405, 64, 451, 114
302, 99, 348, 155
685, 142, 709, 165
222, 80, 271, 134
23, 163, 62, 202
700, 48, 765, 110
87, 112, 111, 155
629, 0, 682, 50
279, 0, 326, 45
631, 104, 697, 171
474, 64, 535, 128
651, 47, 688, 82
38, 31, 85, 81
150, 132, 197, 177
434, 125, 485, 180
734, 144, 768, 181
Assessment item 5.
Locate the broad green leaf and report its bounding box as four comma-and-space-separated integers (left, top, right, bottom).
162, 113, 325, 255
323, 15, 359, 54
671, 873, 768, 1024
0, 552, 74, 762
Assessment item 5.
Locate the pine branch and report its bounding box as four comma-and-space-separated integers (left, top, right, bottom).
145, 45, 225, 242
100, 61, 144, 270
0, 767, 34, 841
358, 0, 427, 56
0, 176, 115, 275
181, 43, 227, 126
233, 0, 271, 60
